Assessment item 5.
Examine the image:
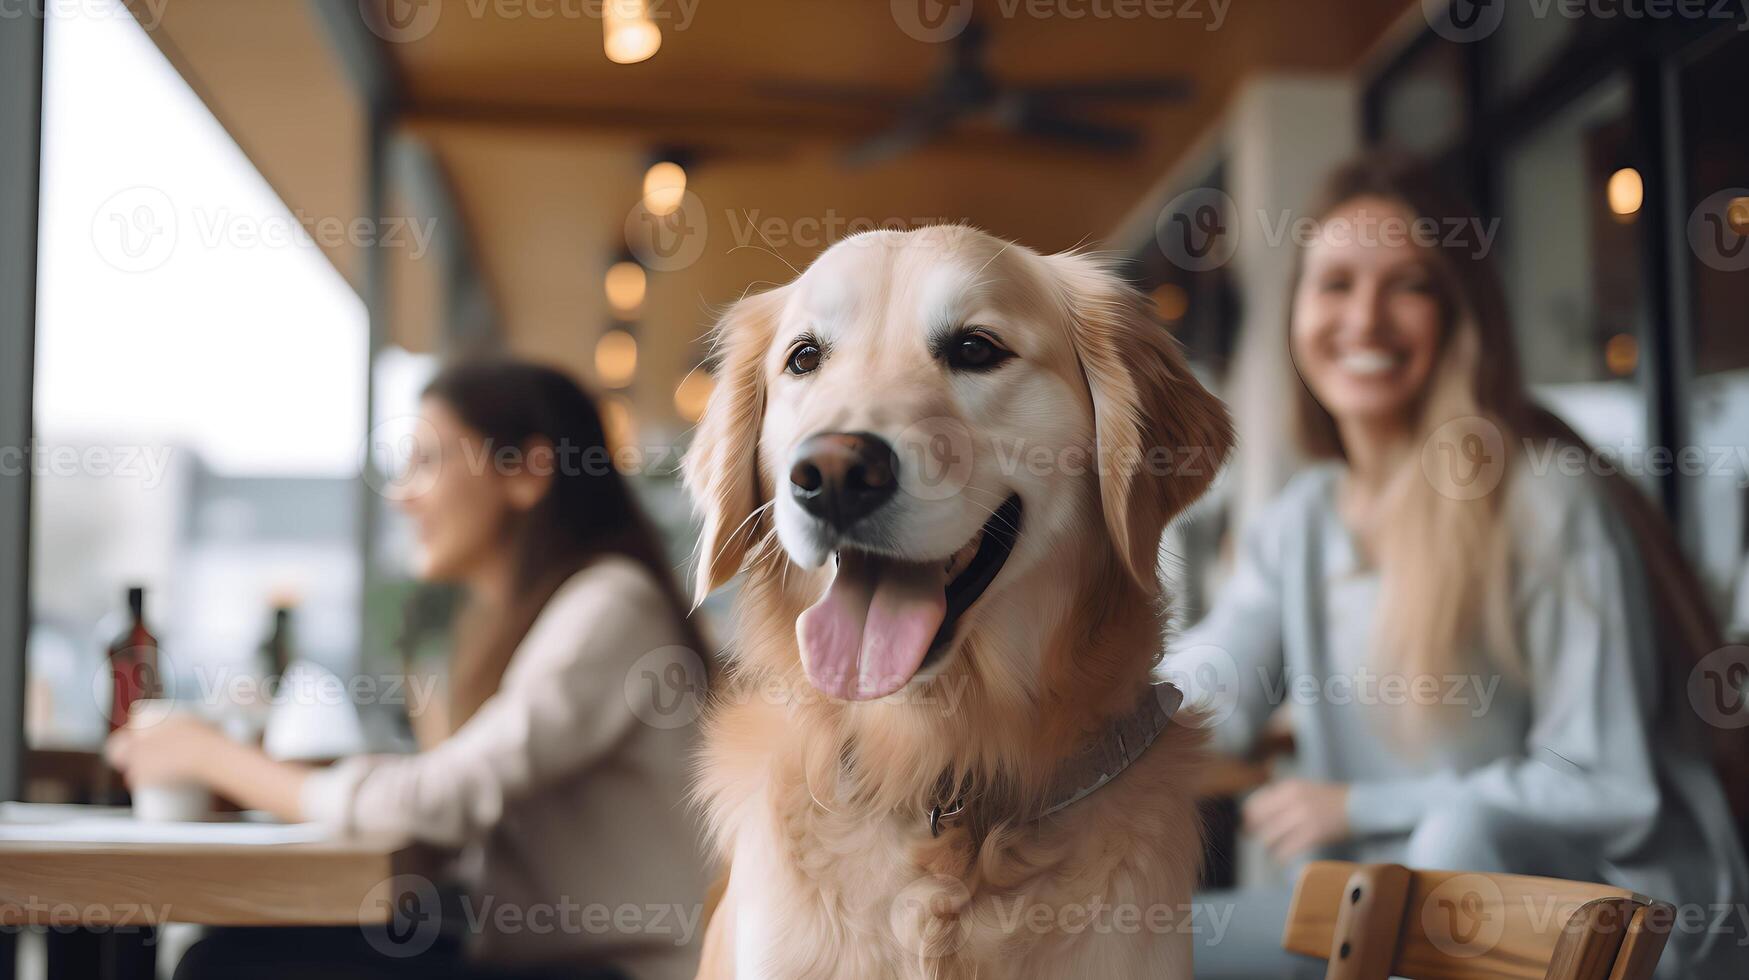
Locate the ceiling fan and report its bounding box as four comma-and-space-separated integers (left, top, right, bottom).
754, 20, 1195, 167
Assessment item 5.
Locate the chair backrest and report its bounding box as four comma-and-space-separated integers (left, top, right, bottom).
1282, 861, 1675, 980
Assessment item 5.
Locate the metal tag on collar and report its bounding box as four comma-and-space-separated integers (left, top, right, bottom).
929, 795, 966, 837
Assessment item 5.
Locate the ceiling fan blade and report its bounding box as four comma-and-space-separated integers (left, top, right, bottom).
1016, 78, 1195, 102
748, 79, 916, 110
843, 109, 957, 167
1009, 107, 1140, 151
762, 16, 990, 103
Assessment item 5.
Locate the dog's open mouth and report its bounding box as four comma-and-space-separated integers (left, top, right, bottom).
797, 495, 1022, 701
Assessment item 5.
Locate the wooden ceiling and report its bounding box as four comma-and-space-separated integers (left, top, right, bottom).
136, 0, 1417, 433
381, 0, 1413, 433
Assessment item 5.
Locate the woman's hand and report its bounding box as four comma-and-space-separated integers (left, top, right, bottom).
104, 715, 226, 789
106, 714, 314, 822
1242, 778, 1351, 861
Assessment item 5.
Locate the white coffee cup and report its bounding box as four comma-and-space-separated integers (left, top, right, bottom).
125, 698, 214, 822
131, 782, 213, 822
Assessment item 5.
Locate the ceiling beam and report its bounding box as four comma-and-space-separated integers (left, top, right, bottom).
402, 100, 1163, 165
403, 99, 895, 143
390, 136, 500, 353
306, 0, 402, 115
307, 0, 502, 351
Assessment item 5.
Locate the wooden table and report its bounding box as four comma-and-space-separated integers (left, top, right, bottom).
0, 805, 410, 927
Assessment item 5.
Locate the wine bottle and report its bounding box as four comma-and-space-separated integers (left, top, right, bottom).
257, 604, 293, 689
106, 585, 162, 732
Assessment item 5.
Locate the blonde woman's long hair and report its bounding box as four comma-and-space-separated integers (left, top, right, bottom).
1288, 157, 1525, 690
1285, 154, 1749, 831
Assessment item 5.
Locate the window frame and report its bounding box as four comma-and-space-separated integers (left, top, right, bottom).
0, 5, 45, 803
1363, 9, 1737, 537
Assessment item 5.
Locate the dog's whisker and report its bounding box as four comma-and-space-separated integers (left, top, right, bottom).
803, 778, 837, 815
745, 526, 784, 575
941, 491, 1024, 537
737, 523, 798, 592
689, 504, 787, 605
970, 240, 1013, 279
731, 211, 803, 278
953, 487, 1015, 513
719, 498, 776, 560
727, 242, 803, 280
687, 498, 779, 609
947, 486, 1006, 509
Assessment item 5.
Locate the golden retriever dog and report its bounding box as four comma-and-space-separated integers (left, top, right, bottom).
683, 225, 1232, 979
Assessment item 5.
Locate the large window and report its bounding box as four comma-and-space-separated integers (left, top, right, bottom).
1365, 7, 1749, 629
27, 2, 367, 754
1675, 29, 1749, 633
1371, 34, 1470, 158
1497, 77, 1647, 460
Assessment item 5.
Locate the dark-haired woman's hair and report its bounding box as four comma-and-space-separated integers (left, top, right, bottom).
1285, 150, 1749, 837
423, 360, 705, 728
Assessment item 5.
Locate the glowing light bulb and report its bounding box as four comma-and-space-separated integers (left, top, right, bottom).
604, 261, 646, 317
601, 394, 637, 456
1728, 196, 1749, 235
1605, 333, 1639, 377
1607, 168, 1643, 219
1151, 283, 1189, 322
674, 369, 714, 422
604, 0, 660, 64
643, 161, 687, 217
595, 329, 638, 388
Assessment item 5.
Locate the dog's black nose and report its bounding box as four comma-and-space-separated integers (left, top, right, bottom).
789, 432, 899, 529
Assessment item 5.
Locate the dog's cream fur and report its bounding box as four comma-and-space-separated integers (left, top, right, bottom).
683, 226, 1233, 979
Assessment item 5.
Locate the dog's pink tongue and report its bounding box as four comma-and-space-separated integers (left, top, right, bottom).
797, 551, 947, 701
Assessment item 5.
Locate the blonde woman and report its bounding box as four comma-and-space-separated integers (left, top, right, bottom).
1166, 154, 1749, 979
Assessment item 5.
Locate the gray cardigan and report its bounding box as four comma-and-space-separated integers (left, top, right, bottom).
302, 558, 708, 980
1162, 463, 1748, 970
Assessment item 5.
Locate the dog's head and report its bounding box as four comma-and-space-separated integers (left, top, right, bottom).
685, 226, 1230, 703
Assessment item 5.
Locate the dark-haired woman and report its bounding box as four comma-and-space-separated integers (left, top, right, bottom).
108, 361, 709, 980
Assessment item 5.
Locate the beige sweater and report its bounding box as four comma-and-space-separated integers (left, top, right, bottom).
301, 557, 709, 980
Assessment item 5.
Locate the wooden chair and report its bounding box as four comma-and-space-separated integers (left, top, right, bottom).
1283, 861, 1675, 980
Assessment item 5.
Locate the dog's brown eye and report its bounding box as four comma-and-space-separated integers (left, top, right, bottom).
786, 343, 822, 376
946, 332, 1010, 372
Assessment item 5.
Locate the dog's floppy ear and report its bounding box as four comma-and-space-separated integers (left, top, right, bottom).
1054, 254, 1233, 595
682, 288, 786, 604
